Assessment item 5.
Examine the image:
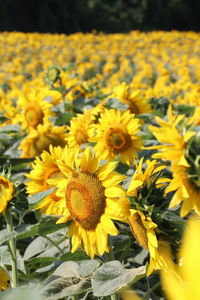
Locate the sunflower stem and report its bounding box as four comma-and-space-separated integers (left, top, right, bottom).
5, 209, 18, 288
41, 234, 65, 255
145, 281, 160, 298
111, 293, 118, 300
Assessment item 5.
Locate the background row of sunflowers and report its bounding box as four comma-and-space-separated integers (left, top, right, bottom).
0, 31, 200, 300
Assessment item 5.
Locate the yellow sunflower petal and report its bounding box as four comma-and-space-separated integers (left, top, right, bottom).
105, 186, 126, 197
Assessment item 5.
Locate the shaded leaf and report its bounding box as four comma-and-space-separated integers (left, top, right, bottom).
92, 261, 145, 296
41, 260, 98, 299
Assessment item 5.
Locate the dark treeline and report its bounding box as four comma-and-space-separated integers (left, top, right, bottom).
0, 0, 200, 33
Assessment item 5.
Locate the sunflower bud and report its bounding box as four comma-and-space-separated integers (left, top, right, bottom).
45, 66, 61, 85
0, 267, 10, 291
0, 175, 14, 214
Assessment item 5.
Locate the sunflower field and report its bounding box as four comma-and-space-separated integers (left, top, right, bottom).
0, 31, 200, 300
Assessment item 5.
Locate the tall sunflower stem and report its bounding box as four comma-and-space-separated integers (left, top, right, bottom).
111, 293, 119, 300
5, 209, 18, 288
41, 234, 65, 255
145, 281, 160, 298
105, 237, 118, 300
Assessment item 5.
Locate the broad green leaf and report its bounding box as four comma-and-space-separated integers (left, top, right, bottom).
60, 250, 88, 262
91, 261, 145, 296
0, 229, 15, 245
0, 283, 42, 300
25, 257, 57, 274
0, 245, 25, 272
15, 221, 67, 240
0, 124, 21, 132
41, 261, 97, 299
0, 157, 34, 164
24, 229, 68, 260
0, 133, 12, 141
78, 260, 100, 277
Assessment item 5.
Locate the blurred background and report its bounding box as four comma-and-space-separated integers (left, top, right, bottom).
0, 0, 200, 33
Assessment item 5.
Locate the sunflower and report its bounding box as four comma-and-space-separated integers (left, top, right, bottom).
0, 176, 14, 214
0, 268, 10, 291
26, 145, 75, 215
161, 216, 200, 300
89, 109, 143, 165
15, 90, 54, 131
148, 106, 199, 217
128, 209, 172, 276
65, 110, 92, 152
165, 163, 200, 217
47, 147, 130, 258
112, 82, 151, 114
19, 124, 67, 158
127, 158, 169, 197
147, 105, 195, 166
66, 104, 105, 152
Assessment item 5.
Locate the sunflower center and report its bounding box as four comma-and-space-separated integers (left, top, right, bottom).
24, 103, 44, 128
128, 212, 148, 250
129, 101, 140, 114
105, 127, 131, 153
30, 134, 65, 157
66, 172, 106, 230
75, 129, 88, 145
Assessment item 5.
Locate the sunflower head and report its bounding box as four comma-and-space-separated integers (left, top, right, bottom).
15, 90, 54, 131
161, 216, 200, 300
66, 111, 92, 151
89, 109, 143, 165
24, 102, 45, 129
0, 268, 10, 291
128, 209, 169, 276
127, 158, 170, 210
112, 82, 151, 114
66, 171, 106, 230
19, 124, 67, 158
25, 145, 68, 215
0, 175, 14, 214
47, 147, 129, 258
148, 105, 195, 166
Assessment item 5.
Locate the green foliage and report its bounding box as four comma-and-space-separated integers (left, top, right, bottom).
91, 261, 145, 296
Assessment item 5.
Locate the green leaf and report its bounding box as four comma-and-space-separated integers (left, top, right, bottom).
55, 112, 75, 125
0, 229, 15, 245
91, 261, 145, 296
0, 283, 42, 300
27, 188, 55, 205
0, 245, 25, 272
0, 133, 12, 141
25, 257, 57, 274
15, 221, 67, 240
78, 259, 99, 277
60, 250, 88, 262
0, 124, 21, 133
24, 229, 68, 260
0, 157, 34, 165
41, 261, 97, 299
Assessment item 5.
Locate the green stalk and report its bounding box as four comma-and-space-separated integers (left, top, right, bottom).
5, 209, 18, 288
41, 234, 65, 255
105, 237, 119, 300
